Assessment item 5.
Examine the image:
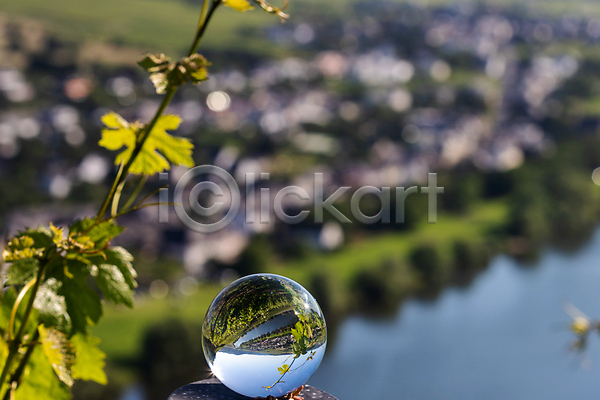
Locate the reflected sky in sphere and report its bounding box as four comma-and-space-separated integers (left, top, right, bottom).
202, 274, 327, 398
213, 344, 326, 398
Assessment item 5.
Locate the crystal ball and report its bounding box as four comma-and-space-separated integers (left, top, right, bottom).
202, 274, 327, 398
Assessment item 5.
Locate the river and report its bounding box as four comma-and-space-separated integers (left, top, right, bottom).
308, 228, 600, 400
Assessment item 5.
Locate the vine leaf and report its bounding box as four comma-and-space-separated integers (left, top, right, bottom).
34, 279, 70, 331
69, 218, 124, 249
223, 0, 255, 12
14, 346, 70, 400
277, 364, 290, 375
39, 325, 75, 387
89, 247, 137, 290
71, 333, 108, 385
93, 264, 135, 308
60, 266, 103, 334
5, 258, 39, 285
99, 112, 194, 175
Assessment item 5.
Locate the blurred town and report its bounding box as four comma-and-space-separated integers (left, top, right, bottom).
3, 1, 600, 399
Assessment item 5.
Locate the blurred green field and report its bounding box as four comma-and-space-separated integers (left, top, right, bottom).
3, 0, 600, 56
94, 199, 507, 361
0, 0, 349, 56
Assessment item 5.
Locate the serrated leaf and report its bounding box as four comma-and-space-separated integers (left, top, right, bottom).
89, 247, 137, 290
71, 333, 107, 384
6, 258, 38, 285
19, 227, 54, 249
60, 269, 102, 334
34, 279, 70, 331
99, 112, 194, 175
14, 345, 70, 400
223, 0, 255, 12
93, 264, 134, 307
69, 218, 124, 248
39, 325, 75, 387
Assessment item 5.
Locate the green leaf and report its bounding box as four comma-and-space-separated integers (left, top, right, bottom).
39, 325, 75, 387
14, 346, 70, 400
5, 258, 38, 285
19, 227, 54, 249
71, 333, 107, 384
101, 112, 130, 129
88, 247, 137, 291
99, 112, 194, 175
60, 267, 102, 334
69, 218, 124, 248
34, 279, 70, 331
223, 0, 255, 12
98, 112, 137, 152
93, 264, 134, 308
277, 364, 290, 375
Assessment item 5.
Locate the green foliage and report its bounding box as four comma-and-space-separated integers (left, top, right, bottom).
1, 220, 137, 397
71, 334, 107, 385
13, 346, 70, 400
99, 112, 194, 175
93, 264, 135, 308
5, 258, 39, 286
34, 280, 70, 332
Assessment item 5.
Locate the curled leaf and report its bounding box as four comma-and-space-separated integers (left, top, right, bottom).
138, 53, 210, 94
253, 0, 289, 22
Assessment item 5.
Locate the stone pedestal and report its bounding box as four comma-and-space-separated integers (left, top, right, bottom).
167, 378, 338, 400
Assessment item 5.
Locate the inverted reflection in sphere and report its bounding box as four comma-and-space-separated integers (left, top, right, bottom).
202, 274, 327, 398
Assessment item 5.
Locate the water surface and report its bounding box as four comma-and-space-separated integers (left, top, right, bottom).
309, 229, 600, 400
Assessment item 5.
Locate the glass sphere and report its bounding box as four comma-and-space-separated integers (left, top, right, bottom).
202, 274, 327, 398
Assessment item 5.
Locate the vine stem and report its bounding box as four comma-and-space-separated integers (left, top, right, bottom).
96, 0, 222, 221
